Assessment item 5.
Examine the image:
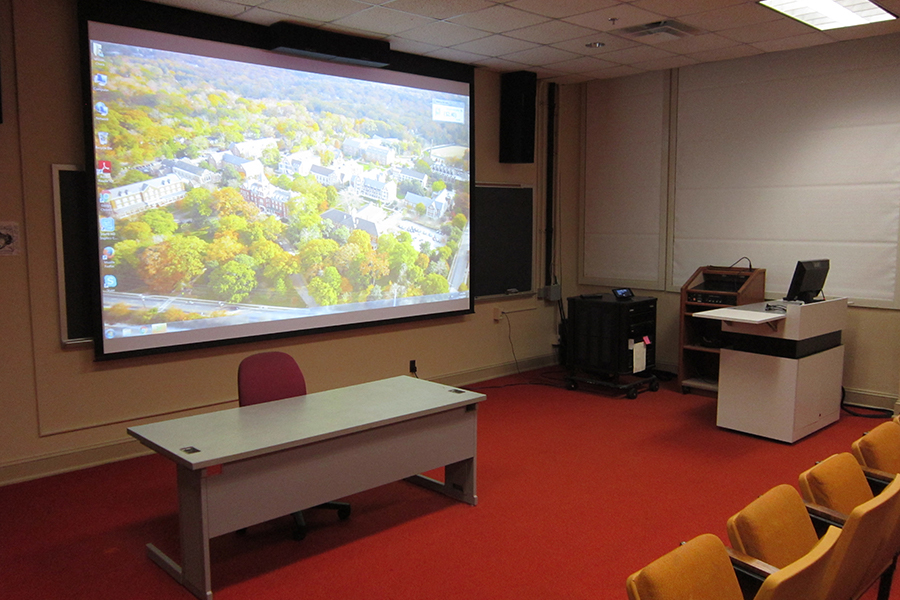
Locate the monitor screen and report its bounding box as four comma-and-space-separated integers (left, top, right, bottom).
84, 20, 473, 358
784, 259, 830, 303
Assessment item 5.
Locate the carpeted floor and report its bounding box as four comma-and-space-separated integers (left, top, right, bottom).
1, 367, 895, 599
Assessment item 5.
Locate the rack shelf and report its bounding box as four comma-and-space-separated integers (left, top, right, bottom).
678, 266, 766, 394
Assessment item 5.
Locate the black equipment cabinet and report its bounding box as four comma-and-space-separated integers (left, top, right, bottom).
564, 294, 659, 398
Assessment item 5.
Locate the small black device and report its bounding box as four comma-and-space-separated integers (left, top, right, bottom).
612, 288, 634, 301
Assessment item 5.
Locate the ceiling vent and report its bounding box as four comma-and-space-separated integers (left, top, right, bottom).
618, 20, 701, 43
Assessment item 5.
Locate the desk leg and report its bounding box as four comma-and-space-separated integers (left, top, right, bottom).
405, 457, 477, 506
146, 466, 213, 600
178, 466, 213, 600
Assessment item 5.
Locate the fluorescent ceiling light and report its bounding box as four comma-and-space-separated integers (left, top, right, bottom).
759, 0, 897, 30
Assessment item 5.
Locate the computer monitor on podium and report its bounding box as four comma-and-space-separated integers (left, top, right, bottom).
784, 259, 829, 304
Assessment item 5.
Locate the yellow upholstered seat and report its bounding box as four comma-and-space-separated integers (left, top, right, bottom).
727, 484, 820, 569
626, 527, 842, 600
626, 534, 743, 600
799, 452, 874, 515
852, 421, 900, 474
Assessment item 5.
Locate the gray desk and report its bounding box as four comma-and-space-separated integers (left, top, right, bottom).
128, 376, 486, 600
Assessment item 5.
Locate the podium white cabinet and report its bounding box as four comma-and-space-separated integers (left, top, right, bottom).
694, 298, 847, 443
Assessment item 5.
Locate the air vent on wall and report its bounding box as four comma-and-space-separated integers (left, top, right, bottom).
618, 20, 701, 43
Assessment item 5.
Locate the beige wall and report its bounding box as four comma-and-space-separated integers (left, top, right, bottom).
0, 0, 562, 484
2, 0, 898, 485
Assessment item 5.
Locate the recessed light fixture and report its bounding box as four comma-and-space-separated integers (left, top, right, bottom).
759, 0, 897, 30
585, 41, 606, 48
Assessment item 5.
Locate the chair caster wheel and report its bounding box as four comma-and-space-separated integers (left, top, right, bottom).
338, 506, 351, 520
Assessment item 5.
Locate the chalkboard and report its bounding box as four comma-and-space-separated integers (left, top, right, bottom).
470, 185, 533, 298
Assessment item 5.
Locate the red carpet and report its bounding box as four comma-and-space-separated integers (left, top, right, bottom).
1, 367, 895, 599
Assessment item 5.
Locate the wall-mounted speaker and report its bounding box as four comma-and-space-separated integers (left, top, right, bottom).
499, 70, 537, 164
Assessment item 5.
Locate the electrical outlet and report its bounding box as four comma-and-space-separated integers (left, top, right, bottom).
493, 307, 503, 321
409, 359, 417, 374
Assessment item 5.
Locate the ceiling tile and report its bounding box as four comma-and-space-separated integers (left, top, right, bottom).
629, 0, 751, 19
563, 4, 668, 31
550, 32, 640, 55
717, 17, 814, 43
257, 0, 373, 22
634, 54, 699, 70
451, 34, 539, 56
545, 55, 621, 73
473, 56, 532, 71
544, 73, 599, 84
586, 64, 646, 79
500, 45, 582, 65
381, 0, 494, 20
822, 19, 900, 41
678, 3, 779, 32
330, 5, 434, 34
394, 21, 492, 46
751, 32, 835, 53
599, 44, 678, 64
687, 43, 763, 62
424, 47, 491, 63
504, 19, 599, 45
653, 32, 741, 53
448, 4, 550, 33
508, 0, 619, 19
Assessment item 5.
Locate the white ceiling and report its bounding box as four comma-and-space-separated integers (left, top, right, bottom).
144, 0, 900, 82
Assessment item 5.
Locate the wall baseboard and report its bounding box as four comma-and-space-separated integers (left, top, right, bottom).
843, 387, 897, 416
0, 438, 151, 487
435, 354, 559, 388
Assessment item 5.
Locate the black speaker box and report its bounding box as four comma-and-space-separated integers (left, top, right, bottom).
499, 71, 537, 164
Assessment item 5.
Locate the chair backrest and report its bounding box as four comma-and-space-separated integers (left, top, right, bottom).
237, 351, 307, 406
625, 534, 744, 600
822, 477, 900, 600
754, 525, 842, 600
798, 452, 874, 516
726, 484, 820, 569
851, 420, 900, 473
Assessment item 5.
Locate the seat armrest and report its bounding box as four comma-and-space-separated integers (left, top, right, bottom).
728, 548, 778, 600
728, 547, 778, 579
863, 467, 895, 495
805, 501, 847, 534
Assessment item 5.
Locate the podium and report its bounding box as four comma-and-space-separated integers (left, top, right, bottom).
694, 298, 847, 443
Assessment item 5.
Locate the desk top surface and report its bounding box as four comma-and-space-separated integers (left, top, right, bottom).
693, 305, 788, 324
128, 376, 485, 470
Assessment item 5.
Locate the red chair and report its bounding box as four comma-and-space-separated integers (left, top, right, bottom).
237, 351, 351, 540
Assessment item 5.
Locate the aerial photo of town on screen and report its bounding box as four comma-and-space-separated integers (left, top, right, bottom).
88, 34, 471, 347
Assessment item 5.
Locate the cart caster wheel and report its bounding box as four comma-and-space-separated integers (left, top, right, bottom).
627, 388, 638, 399
565, 380, 578, 391
649, 380, 660, 392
